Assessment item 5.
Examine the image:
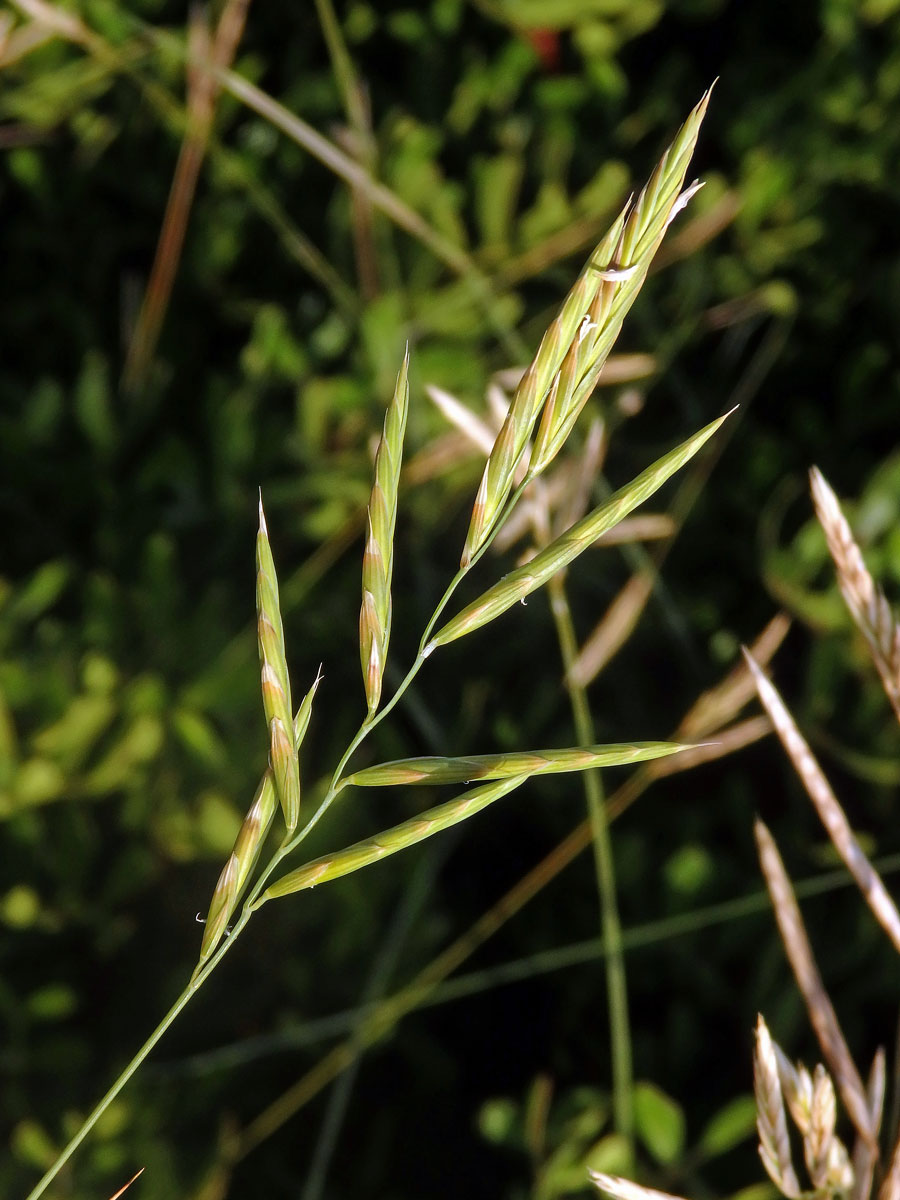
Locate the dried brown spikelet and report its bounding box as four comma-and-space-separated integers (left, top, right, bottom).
754, 1014, 802, 1198
754, 819, 875, 1151
810, 467, 900, 723
745, 648, 900, 957
852, 1049, 885, 1200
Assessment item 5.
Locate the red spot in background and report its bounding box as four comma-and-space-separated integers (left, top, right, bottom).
524, 28, 561, 72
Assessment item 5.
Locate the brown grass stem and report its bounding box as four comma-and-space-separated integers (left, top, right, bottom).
745, 650, 900, 956
122, 0, 252, 391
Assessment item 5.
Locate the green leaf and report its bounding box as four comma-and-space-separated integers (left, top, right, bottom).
697, 1094, 758, 1158
633, 1081, 686, 1165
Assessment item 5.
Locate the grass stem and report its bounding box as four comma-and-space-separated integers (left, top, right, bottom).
548, 572, 634, 1151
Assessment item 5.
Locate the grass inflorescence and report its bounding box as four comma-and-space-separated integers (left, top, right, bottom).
24, 90, 723, 1200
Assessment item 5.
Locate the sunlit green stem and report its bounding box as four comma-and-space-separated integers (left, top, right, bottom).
547, 572, 634, 1154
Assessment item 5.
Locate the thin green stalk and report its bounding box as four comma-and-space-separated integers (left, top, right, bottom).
24, 925, 237, 1200
313, 0, 368, 138
548, 572, 634, 1151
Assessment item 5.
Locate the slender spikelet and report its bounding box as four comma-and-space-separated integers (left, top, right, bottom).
678, 613, 790, 740
810, 466, 900, 723
425, 383, 496, 456
852, 1049, 885, 1200
459, 87, 713, 567
589, 1174, 688, 1200
745, 649, 900, 956
198, 769, 277, 962
754, 1015, 802, 1198
805, 1065, 837, 1188
754, 819, 875, 1149
360, 348, 410, 712
293, 664, 323, 749
257, 495, 300, 830
428, 410, 731, 652
774, 1045, 813, 1134
342, 741, 692, 789
264, 773, 531, 899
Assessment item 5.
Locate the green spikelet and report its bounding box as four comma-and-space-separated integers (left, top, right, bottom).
257, 494, 300, 830
198, 769, 277, 963
264, 774, 531, 899
342, 741, 694, 788
460, 85, 714, 566
431, 410, 731, 651
359, 348, 410, 712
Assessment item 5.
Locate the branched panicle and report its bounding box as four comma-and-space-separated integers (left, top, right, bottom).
360, 349, 410, 712
25, 89, 744, 1200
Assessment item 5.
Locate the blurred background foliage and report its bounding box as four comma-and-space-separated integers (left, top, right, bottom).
2, 0, 900, 1196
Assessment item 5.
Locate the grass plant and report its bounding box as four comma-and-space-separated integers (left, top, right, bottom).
21, 90, 725, 1200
